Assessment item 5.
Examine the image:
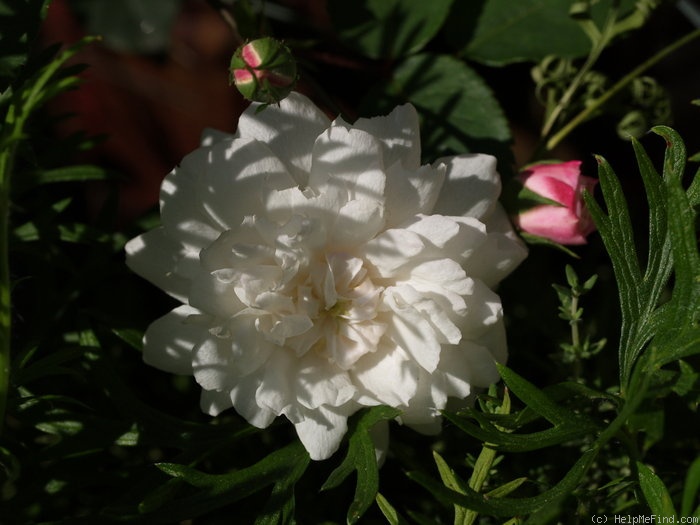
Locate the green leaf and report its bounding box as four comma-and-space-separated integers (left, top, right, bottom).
681, 456, 700, 517
364, 53, 511, 163
254, 446, 310, 525
17, 165, 116, 192
328, 0, 453, 59
444, 0, 638, 65
75, 0, 183, 54
637, 462, 677, 517
408, 448, 597, 517
433, 451, 471, 524
582, 127, 699, 391
443, 367, 599, 452
375, 493, 411, 525
0, 0, 50, 90
148, 441, 309, 523
321, 405, 400, 524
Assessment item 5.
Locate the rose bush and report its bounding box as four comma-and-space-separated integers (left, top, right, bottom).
514, 161, 597, 245
125, 92, 527, 460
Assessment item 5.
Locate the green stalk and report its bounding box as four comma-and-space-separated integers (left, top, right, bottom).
0, 39, 93, 434
547, 28, 700, 151
0, 100, 23, 436
540, 5, 619, 141
0, 130, 14, 436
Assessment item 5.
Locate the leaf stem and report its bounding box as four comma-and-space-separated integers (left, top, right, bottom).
547, 28, 700, 151
540, 6, 619, 140
0, 135, 13, 436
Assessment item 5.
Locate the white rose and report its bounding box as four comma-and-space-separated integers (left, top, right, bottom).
125, 92, 527, 460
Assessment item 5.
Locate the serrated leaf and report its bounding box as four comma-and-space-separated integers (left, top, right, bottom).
253, 446, 310, 525
637, 462, 677, 517
148, 441, 309, 523
362, 53, 511, 163
321, 405, 400, 524
444, 0, 638, 65
328, 0, 453, 59
408, 449, 597, 517
582, 128, 700, 391
443, 367, 598, 452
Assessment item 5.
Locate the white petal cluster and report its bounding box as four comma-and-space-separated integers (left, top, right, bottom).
125, 93, 527, 460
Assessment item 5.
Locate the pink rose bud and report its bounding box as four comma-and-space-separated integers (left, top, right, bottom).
230, 37, 297, 104
514, 161, 597, 245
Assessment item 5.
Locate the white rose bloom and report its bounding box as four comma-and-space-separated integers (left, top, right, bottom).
125, 92, 527, 460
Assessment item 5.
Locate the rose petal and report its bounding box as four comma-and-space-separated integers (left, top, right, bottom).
432, 154, 500, 219
294, 404, 351, 460
143, 304, 207, 374
125, 228, 190, 302
235, 92, 330, 185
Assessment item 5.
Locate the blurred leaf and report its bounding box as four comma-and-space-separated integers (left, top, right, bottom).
637, 462, 677, 517
74, 0, 184, 54
364, 53, 511, 163
445, 0, 638, 65
15, 164, 117, 193
149, 441, 309, 523
0, 0, 50, 91
681, 456, 700, 517
322, 405, 400, 524
328, 0, 453, 59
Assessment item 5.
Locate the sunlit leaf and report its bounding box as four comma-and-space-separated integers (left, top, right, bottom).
583, 127, 699, 391
322, 405, 400, 524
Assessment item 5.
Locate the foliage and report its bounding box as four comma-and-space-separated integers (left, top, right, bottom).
1, 0, 699, 523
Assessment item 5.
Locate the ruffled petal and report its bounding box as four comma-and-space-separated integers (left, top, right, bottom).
231, 374, 277, 428
295, 353, 355, 410
143, 305, 207, 374
352, 344, 418, 406
161, 149, 221, 251
338, 104, 421, 169
125, 228, 191, 302
198, 138, 297, 230
192, 334, 237, 390
200, 388, 233, 416
468, 205, 528, 287
235, 92, 330, 185
309, 125, 386, 204
384, 162, 445, 228
432, 154, 500, 220
294, 404, 351, 460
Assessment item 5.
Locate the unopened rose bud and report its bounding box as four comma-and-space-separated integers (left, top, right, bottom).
230, 37, 297, 104
513, 161, 597, 245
